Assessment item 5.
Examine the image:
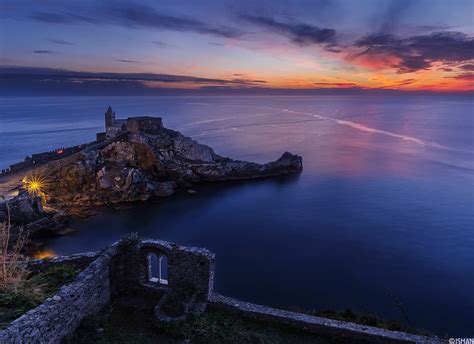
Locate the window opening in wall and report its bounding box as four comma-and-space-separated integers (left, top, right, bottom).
147, 253, 168, 285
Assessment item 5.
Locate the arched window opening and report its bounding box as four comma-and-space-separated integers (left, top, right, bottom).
147, 253, 168, 285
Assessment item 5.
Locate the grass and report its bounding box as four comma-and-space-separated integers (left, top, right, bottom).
70, 305, 333, 344
0, 264, 77, 328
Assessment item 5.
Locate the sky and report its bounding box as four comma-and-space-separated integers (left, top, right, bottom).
0, 0, 473, 94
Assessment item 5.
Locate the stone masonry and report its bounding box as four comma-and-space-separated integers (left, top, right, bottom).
0, 238, 443, 344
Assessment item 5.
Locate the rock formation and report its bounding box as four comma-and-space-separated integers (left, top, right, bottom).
2, 116, 302, 237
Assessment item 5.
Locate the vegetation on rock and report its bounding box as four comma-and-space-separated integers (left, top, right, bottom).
0, 264, 77, 328
0, 196, 29, 292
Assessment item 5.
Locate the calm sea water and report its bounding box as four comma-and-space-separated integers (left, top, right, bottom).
1, 95, 473, 336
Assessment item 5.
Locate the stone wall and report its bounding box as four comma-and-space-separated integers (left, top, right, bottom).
126, 116, 163, 134
0, 239, 443, 343
0, 142, 95, 176
0, 246, 116, 344
110, 239, 215, 306
210, 294, 443, 344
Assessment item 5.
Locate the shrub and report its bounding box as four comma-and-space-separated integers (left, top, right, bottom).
0, 196, 29, 292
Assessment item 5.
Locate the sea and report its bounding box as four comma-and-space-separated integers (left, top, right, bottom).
0, 95, 473, 336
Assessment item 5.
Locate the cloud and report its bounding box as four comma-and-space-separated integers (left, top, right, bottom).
116, 59, 141, 63
374, 78, 415, 89
459, 64, 474, 71
31, 3, 242, 39
0, 66, 266, 86
447, 73, 474, 81
354, 31, 474, 73
0, 66, 274, 95
48, 39, 74, 45
240, 14, 337, 51
31, 11, 98, 24
152, 41, 170, 47
314, 82, 357, 87
33, 50, 54, 54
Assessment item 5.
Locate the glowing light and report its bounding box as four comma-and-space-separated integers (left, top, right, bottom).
33, 249, 57, 259
22, 172, 49, 197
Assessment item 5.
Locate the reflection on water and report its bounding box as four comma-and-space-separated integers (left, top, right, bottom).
1, 95, 473, 336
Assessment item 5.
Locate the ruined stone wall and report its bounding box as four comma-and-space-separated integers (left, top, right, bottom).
0, 246, 117, 344
110, 239, 215, 306
126, 116, 163, 134
209, 294, 442, 344
0, 238, 442, 344
0, 239, 215, 343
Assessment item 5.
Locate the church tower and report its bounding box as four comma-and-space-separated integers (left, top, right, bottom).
105, 106, 115, 127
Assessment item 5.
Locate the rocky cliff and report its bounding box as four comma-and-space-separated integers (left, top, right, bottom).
2, 117, 302, 237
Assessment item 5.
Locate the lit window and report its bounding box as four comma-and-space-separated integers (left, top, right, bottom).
147, 253, 168, 285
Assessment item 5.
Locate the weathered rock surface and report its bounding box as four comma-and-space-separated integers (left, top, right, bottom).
1, 118, 302, 237
0, 195, 67, 237
39, 120, 302, 209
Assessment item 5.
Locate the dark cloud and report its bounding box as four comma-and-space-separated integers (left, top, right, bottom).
416, 24, 454, 32
33, 50, 54, 54
31, 11, 98, 24
314, 82, 357, 86
447, 73, 474, 81
31, 4, 242, 39
397, 78, 415, 85
459, 64, 474, 71
375, 78, 415, 89
116, 59, 141, 63
48, 39, 75, 45
230, 79, 267, 84
0, 66, 273, 95
355, 31, 474, 73
152, 41, 170, 47
0, 66, 266, 86
105, 3, 242, 38
1, 66, 470, 96
240, 14, 337, 51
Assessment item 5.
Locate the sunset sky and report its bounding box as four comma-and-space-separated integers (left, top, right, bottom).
1, 0, 473, 94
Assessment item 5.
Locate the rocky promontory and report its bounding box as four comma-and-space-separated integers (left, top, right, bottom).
1, 116, 302, 237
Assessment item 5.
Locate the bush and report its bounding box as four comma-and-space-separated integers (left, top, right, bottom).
0, 264, 77, 328
0, 196, 29, 292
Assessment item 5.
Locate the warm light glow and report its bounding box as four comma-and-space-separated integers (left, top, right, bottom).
33, 249, 57, 259
22, 172, 49, 197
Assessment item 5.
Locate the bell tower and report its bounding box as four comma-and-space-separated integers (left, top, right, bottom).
105, 106, 115, 127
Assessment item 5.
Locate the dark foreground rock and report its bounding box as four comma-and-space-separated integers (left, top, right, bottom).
1, 117, 302, 237
0, 195, 68, 237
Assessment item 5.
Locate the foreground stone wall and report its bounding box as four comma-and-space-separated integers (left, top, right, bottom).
110, 239, 215, 305
0, 246, 117, 343
0, 239, 443, 344
210, 294, 443, 344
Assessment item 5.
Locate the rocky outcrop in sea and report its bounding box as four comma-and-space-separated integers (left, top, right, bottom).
1, 116, 302, 237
